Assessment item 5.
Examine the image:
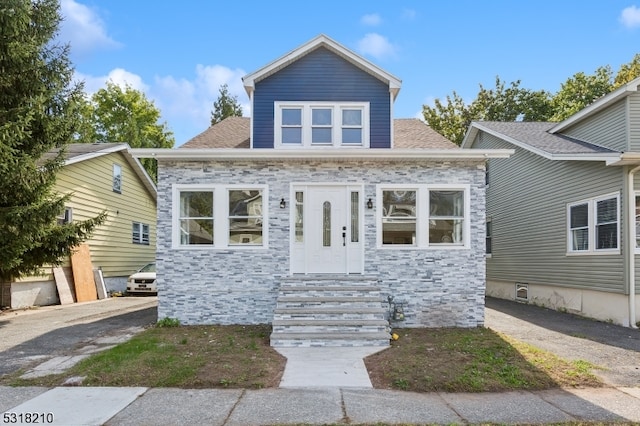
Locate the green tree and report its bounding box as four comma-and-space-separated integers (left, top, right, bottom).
423, 77, 552, 145
210, 84, 243, 126
550, 66, 614, 121
80, 82, 175, 181
614, 53, 640, 88
0, 0, 105, 288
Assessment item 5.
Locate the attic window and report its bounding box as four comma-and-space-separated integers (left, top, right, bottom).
275, 102, 369, 148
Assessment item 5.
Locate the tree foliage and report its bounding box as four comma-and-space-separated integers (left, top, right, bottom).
423, 54, 640, 145
423, 77, 553, 145
210, 84, 243, 126
0, 0, 105, 284
77, 82, 175, 181
550, 66, 614, 121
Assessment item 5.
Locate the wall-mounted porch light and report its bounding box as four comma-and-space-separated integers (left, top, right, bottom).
280, 198, 286, 209
366, 198, 373, 209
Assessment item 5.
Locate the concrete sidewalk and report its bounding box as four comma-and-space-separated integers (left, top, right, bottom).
1, 385, 639, 425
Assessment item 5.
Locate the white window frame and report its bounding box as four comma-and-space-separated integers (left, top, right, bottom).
376, 184, 471, 249
172, 184, 268, 250
132, 222, 150, 245
274, 101, 370, 148
566, 192, 620, 255
57, 207, 73, 225
113, 163, 122, 193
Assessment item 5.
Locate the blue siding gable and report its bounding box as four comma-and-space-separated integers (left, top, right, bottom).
252, 47, 391, 148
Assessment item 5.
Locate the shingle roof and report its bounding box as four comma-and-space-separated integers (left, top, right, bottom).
181, 117, 457, 149
393, 119, 457, 149
476, 121, 617, 155
182, 117, 250, 148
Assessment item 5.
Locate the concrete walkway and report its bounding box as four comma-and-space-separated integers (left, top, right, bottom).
1, 385, 639, 425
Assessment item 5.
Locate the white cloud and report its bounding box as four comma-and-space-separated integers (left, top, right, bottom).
620, 5, 640, 28
361, 13, 382, 26
75, 68, 148, 94
356, 33, 398, 60
620, 6, 640, 28
59, 0, 119, 57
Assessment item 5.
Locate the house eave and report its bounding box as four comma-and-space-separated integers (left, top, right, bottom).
131, 148, 513, 162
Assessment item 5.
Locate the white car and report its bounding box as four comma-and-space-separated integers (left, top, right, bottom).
126, 263, 157, 295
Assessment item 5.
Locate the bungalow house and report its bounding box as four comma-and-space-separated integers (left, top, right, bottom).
133, 34, 511, 346
462, 77, 640, 327
1, 143, 157, 308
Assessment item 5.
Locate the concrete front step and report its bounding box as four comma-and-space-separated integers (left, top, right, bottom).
270, 332, 391, 348
274, 308, 386, 321
272, 319, 388, 334
271, 276, 389, 348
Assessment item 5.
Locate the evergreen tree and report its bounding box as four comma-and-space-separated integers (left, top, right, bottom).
210, 84, 243, 126
0, 0, 105, 288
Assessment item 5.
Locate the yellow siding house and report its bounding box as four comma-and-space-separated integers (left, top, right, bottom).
4, 143, 157, 308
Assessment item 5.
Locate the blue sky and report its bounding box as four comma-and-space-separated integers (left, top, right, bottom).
59, 1, 640, 146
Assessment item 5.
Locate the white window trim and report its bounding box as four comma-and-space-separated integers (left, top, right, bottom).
57, 207, 73, 225
566, 192, 620, 256
274, 101, 370, 148
172, 184, 269, 250
376, 184, 471, 249
132, 222, 150, 245
113, 163, 122, 193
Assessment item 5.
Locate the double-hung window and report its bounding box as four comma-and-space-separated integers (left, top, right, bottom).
378, 185, 470, 248
567, 193, 619, 254
174, 185, 267, 248
132, 222, 150, 245
275, 102, 369, 148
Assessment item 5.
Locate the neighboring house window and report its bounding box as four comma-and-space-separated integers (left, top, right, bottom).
113, 164, 122, 193
174, 185, 267, 248
132, 222, 150, 245
378, 185, 470, 248
274, 102, 370, 148
486, 219, 492, 255
57, 207, 72, 225
567, 193, 619, 254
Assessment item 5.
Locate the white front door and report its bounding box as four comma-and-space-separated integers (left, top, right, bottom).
290, 184, 363, 274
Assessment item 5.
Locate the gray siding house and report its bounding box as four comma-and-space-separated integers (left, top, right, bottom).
134, 35, 511, 346
462, 77, 640, 328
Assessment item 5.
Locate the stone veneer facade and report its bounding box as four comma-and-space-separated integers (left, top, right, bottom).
156, 159, 486, 327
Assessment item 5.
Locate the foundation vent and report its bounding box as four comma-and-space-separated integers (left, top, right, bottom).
515, 283, 529, 301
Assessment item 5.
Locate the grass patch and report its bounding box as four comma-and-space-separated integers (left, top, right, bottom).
4, 325, 285, 389
364, 328, 603, 393
3, 326, 603, 392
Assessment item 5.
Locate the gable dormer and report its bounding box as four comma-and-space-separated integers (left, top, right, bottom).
242, 34, 401, 149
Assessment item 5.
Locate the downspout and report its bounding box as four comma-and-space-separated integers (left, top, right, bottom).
627, 165, 640, 329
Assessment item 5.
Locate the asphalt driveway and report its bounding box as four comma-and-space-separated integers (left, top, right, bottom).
0, 297, 157, 377
485, 297, 640, 387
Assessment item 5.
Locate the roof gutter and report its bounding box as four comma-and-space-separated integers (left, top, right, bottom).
130, 148, 513, 161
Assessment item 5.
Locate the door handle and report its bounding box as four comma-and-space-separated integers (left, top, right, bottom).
342, 226, 346, 246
